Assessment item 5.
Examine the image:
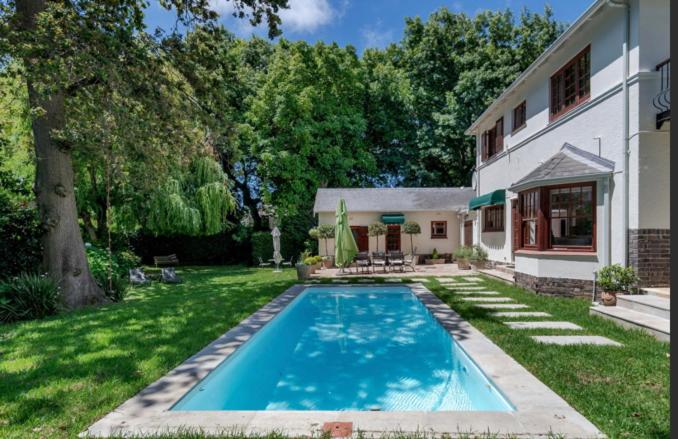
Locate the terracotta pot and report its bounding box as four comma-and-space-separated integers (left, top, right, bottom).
456, 259, 471, 270
601, 291, 619, 306
323, 258, 333, 269
471, 261, 486, 269
425, 258, 445, 265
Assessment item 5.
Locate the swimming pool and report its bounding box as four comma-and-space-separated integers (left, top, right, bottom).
172, 286, 513, 412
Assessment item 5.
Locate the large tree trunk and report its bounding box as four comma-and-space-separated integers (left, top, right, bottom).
18, 0, 108, 309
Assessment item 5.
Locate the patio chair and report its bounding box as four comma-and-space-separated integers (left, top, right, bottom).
281, 256, 294, 268
404, 254, 418, 272
129, 268, 151, 286
371, 252, 387, 273
161, 267, 183, 284
388, 251, 405, 272
355, 252, 371, 274
258, 257, 272, 268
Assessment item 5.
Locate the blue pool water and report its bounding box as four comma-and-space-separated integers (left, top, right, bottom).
173, 286, 513, 411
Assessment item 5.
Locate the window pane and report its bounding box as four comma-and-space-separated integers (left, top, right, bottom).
549, 184, 594, 247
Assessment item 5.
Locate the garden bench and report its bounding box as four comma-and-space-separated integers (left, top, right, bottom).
154, 254, 179, 267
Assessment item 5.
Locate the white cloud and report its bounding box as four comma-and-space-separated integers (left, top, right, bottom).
210, 0, 338, 34
361, 20, 394, 50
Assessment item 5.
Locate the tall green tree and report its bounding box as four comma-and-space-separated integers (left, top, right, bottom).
0, 0, 288, 308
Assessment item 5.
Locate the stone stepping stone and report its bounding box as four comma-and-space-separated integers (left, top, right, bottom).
410, 278, 430, 282
384, 278, 402, 283
461, 276, 481, 282
531, 336, 622, 347
463, 297, 514, 302
306, 280, 321, 283
505, 321, 582, 330
476, 304, 529, 309
453, 291, 500, 295
357, 279, 375, 283
492, 311, 552, 318
444, 285, 485, 290
331, 279, 349, 283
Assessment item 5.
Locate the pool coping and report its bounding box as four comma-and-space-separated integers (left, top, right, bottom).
83, 283, 604, 438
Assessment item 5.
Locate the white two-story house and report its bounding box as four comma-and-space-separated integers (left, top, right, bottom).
464, 0, 670, 297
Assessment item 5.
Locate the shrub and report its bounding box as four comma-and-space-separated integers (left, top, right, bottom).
0, 198, 43, 278
470, 245, 488, 262
453, 246, 473, 260
316, 224, 335, 256
431, 248, 440, 260
0, 273, 61, 323
86, 245, 138, 302
303, 255, 323, 265
251, 231, 273, 264
598, 264, 638, 293
368, 222, 388, 252
401, 221, 421, 254
308, 227, 319, 240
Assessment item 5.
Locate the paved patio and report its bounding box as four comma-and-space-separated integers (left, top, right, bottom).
309, 263, 474, 278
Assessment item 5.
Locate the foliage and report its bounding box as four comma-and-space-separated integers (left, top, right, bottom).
0, 186, 43, 279
598, 264, 639, 293
308, 227, 319, 239
453, 246, 473, 260
401, 220, 421, 254
0, 64, 33, 189
303, 255, 323, 265
431, 248, 440, 260
316, 224, 335, 256
470, 245, 488, 262
368, 222, 388, 252
85, 245, 139, 302
251, 231, 273, 263
0, 273, 61, 323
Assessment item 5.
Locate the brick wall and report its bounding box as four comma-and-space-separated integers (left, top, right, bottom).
628, 229, 670, 287
515, 272, 594, 298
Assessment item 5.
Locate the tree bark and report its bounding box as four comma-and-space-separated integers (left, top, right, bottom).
18, 0, 108, 309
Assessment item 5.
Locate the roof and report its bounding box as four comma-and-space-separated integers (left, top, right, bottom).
509, 143, 615, 192
465, 0, 609, 135
313, 188, 476, 213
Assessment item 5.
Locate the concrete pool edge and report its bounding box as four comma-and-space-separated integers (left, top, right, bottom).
83, 283, 604, 438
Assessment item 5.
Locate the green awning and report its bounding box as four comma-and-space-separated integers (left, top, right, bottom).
469, 189, 505, 210
381, 213, 405, 224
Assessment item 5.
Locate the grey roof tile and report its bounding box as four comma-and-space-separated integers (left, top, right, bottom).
509, 143, 614, 191
313, 187, 475, 213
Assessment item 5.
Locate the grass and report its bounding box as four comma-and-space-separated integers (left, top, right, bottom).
0, 267, 669, 438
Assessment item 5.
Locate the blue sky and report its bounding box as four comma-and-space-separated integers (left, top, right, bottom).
145, 0, 593, 52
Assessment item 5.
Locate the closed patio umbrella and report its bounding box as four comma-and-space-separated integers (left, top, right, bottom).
335, 198, 358, 272
271, 226, 283, 273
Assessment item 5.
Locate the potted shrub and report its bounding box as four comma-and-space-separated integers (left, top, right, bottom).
453, 246, 473, 270
316, 224, 336, 268
368, 222, 388, 252
295, 256, 313, 281
425, 248, 445, 265
470, 245, 488, 270
598, 264, 639, 306
401, 221, 421, 255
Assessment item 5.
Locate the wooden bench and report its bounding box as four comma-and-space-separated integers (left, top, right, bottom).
154, 254, 179, 267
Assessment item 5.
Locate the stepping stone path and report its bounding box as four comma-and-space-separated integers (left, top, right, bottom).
331, 279, 349, 283
453, 291, 500, 295
492, 311, 552, 318
476, 304, 529, 309
463, 297, 513, 302
505, 321, 582, 330
461, 276, 481, 282
531, 335, 622, 346
444, 285, 486, 290
357, 279, 375, 283
384, 278, 402, 283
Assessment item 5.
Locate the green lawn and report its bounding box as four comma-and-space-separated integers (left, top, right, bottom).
0, 267, 669, 438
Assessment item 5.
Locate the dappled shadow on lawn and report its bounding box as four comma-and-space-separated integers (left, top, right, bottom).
0, 266, 297, 438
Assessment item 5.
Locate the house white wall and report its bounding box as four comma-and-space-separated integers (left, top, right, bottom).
467, 0, 670, 285
316, 211, 461, 256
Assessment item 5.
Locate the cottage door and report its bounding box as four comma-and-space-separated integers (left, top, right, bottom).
464, 220, 473, 246
350, 226, 369, 252
386, 225, 401, 251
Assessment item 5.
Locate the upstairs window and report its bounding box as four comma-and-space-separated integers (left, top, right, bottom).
550, 46, 591, 121
480, 117, 504, 161
512, 101, 526, 132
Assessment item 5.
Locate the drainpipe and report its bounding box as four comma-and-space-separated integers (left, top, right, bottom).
607, 0, 630, 266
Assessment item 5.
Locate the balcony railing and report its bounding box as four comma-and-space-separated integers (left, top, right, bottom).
653, 59, 670, 129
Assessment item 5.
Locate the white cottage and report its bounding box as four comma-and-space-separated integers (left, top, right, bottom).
464, 0, 670, 296
313, 187, 474, 257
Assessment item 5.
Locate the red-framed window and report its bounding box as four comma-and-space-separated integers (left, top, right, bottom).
512, 101, 526, 133
480, 117, 504, 161
550, 46, 591, 121
431, 221, 447, 238
483, 205, 504, 232
516, 182, 596, 252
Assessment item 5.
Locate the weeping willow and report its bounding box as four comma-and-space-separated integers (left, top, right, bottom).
146, 157, 234, 236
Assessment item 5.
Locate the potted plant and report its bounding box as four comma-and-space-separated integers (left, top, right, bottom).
453, 246, 473, 270
316, 224, 336, 268
401, 221, 421, 255
368, 222, 388, 252
470, 245, 488, 270
598, 264, 639, 306
296, 252, 313, 280
425, 248, 446, 265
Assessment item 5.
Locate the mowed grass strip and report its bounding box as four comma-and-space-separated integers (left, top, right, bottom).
427, 275, 669, 439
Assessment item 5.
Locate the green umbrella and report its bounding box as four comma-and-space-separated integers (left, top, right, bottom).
335, 198, 358, 270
